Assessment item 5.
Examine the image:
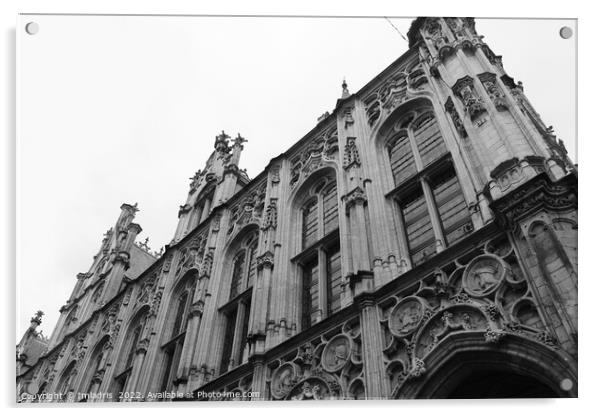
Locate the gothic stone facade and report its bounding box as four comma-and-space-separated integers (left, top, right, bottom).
16, 17, 577, 401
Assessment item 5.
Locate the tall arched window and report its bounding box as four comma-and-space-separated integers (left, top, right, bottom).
112, 309, 148, 398
294, 173, 341, 331
159, 271, 197, 393
219, 229, 258, 375
385, 105, 472, 266
188, 187, 216, 230
56, 360, 77, 400
79, 336, 109, 401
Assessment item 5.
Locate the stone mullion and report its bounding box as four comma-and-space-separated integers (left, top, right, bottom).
419, 176, 445, 252
357, 295, 387, 399
317, 247, 328, 322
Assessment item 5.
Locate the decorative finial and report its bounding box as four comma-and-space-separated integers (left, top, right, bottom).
214, 130, 231, 152
31, 310, 44, 325
341, 78, 350, 98
234, 133, 248, 147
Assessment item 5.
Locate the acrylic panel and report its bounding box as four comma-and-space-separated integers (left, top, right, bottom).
16, 15, 577, 402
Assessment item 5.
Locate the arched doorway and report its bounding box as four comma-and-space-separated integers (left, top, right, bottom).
396, 333, 576, 399
445, 369, 558, 399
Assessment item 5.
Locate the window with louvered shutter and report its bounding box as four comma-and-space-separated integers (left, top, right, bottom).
322, 183, 339, 236
171, 291, 189, 339
388, 135, 417, 186
302, 198, 319, 249
301, 259, 320, 330
229, 251, 246, 300
432, 170, 471, 246
219, 312, 236, 374
402, 189, 436, 265
326, 247, 342, 315
246, 238, 258, 287
414, 114, 446, 167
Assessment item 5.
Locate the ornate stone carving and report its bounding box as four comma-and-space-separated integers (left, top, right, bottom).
178, 204, 192, 218
343, 187, 366, 212
228, 185, 266, 234
112, 251, 130, 270
289, 125, 338, 187
269, 164, 281, 184
489, 173, 577, 228
262, 199, 278, 230
342, 107, 354, 129
288, 378, 331, 400
389, 297, 427, 338
321, 335, 351, 372
444, 96, 468, 138
363, 71, 408, 128
200, 248, 215, 278
462, 255, 509, 298
256, 251, 275, 271
342, 137, 361, 170
136, 337, 150, 354
452, 75, 486, 120
478, 72, 507, 110
270, 363, 300, 399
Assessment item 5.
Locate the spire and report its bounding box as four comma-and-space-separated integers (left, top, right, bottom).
341, 78, 350, 99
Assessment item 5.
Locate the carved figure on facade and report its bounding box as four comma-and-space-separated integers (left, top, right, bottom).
384, 236, 563, 396
444, 97, 468, 138
262, 199, 278, 231
342, 137, 361, 170
452, 76, 486, 120
478, 72, 508, 110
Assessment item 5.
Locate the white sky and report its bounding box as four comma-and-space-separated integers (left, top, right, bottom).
16, 16, 576, 338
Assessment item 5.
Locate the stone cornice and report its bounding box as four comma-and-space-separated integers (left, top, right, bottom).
489, 172, 577, 227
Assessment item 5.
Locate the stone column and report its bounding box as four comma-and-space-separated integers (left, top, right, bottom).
356, 293, 387, 399
249, 355, 268, 401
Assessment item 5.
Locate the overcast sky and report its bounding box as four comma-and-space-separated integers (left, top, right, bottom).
16, 16, 576, 338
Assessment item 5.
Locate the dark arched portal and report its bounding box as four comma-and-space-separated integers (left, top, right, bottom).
445, 370, 559, 399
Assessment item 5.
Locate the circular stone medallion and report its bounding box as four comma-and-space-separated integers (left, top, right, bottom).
388, 296, 426, 338
270, 363, 298, 400
462, 255, 509, 298
321, 334, 351, 372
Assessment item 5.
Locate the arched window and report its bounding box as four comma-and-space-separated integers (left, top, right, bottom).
294, 173, 341, 331
219, 229, 258, 375
79, 337, 109, 400
57, 361, 77, 400
228, 234, 259, 300
112, 310, 148, 398
160, 271, 197, 393
385, 105, 472, 266
188, 187, 216, 230
91, 281, 105, 305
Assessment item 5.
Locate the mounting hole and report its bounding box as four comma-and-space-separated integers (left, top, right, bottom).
25, 22, 39, 35
559, 26, 573, 39
560, 378, 573, 391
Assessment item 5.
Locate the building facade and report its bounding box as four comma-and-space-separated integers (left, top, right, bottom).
17, 17, 577, 401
